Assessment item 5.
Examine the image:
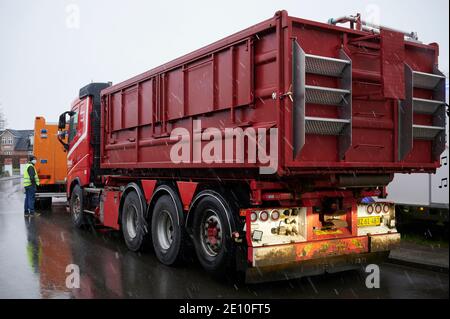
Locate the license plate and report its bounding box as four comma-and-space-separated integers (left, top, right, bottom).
358, 216, 381, 227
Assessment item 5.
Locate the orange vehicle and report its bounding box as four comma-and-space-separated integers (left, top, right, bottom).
33, 116, 67, 208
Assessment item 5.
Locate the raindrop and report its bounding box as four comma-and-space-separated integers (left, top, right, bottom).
404, 270, 414, 285
288, 281, 295, 289
307, 277, 318, 294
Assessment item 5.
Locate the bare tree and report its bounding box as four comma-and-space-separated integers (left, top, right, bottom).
0, 105, 7, 130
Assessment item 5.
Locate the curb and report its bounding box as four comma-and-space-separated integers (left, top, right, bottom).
0, 176, 22, 182
387, 257, 449, 273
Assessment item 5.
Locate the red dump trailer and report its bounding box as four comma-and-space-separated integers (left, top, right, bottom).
58, 11, 446, 282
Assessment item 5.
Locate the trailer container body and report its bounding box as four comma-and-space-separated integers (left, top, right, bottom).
33, 116, 67, 207
99, 11, 445, 177
60, 11, 446, 282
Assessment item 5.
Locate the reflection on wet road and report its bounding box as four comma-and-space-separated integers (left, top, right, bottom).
0, 178, 448, 299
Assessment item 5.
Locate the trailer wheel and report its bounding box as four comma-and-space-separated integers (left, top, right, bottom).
122, 191, 147, 252
151, 194, 185, 265
192, 195, 234, 273
70, 185, 85, 228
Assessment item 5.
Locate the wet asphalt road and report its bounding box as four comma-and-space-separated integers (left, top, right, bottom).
0, 178, 448, 299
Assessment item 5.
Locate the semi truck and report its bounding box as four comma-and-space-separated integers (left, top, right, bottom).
33, 116, 67, 208
57, 11, 446, 282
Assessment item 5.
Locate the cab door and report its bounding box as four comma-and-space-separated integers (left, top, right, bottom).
67, 98, 89, 175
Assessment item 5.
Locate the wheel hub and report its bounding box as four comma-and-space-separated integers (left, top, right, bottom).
126, 204, 138, 239
201, 212, 222, 256
156, 210, 174, 250
206, 221, 219, 245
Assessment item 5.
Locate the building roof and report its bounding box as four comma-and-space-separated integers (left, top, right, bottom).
14, 137, 32, 151
0, 129, 33, 138
12, 129, 34, 138
0, 129, 34, 152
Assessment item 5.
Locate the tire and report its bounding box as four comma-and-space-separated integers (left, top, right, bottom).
192, 195, 234, 273
70, 185, 85, 228
151, 194, 185, 265
121, 191, 147, 252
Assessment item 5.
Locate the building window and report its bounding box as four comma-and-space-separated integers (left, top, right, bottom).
2, 136, 13, 144
5, 151, 12, 155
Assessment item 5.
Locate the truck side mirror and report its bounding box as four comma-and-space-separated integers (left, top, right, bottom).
58, 111, 75, 130
58, 113, 66, 130
57, 111, 74, 151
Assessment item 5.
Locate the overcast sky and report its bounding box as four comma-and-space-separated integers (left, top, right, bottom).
0, 0, 448, 129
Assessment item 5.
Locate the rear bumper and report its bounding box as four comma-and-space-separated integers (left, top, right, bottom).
246, 251, 390, 283
35, 192, 67, 198
246, 233, 400, 283
369, 232, 401, 252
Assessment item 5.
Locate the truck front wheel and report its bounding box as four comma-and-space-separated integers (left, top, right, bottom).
122, 191, 147, 252
192, 195, 234, 273
70, 185, 85, 228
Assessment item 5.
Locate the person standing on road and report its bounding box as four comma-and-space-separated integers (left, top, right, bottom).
24, 155, 40, 217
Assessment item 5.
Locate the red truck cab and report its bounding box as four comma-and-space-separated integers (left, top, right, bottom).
62, 84, 111, 193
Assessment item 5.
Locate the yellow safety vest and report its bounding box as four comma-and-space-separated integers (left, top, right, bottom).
23, 163, 40, 187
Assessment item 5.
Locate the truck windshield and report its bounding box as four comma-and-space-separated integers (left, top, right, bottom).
68, 112, 78, 143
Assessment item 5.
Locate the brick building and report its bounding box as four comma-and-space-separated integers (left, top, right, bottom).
0, 129, 34, 174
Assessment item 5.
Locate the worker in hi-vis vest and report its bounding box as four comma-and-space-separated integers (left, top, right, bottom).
24, 155, 40, 216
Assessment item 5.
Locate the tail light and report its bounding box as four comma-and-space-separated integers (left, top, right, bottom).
271, 210, 280, 221
259, 210, 269, 222
375, 204, 382, 214
250, 211, 258, 222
